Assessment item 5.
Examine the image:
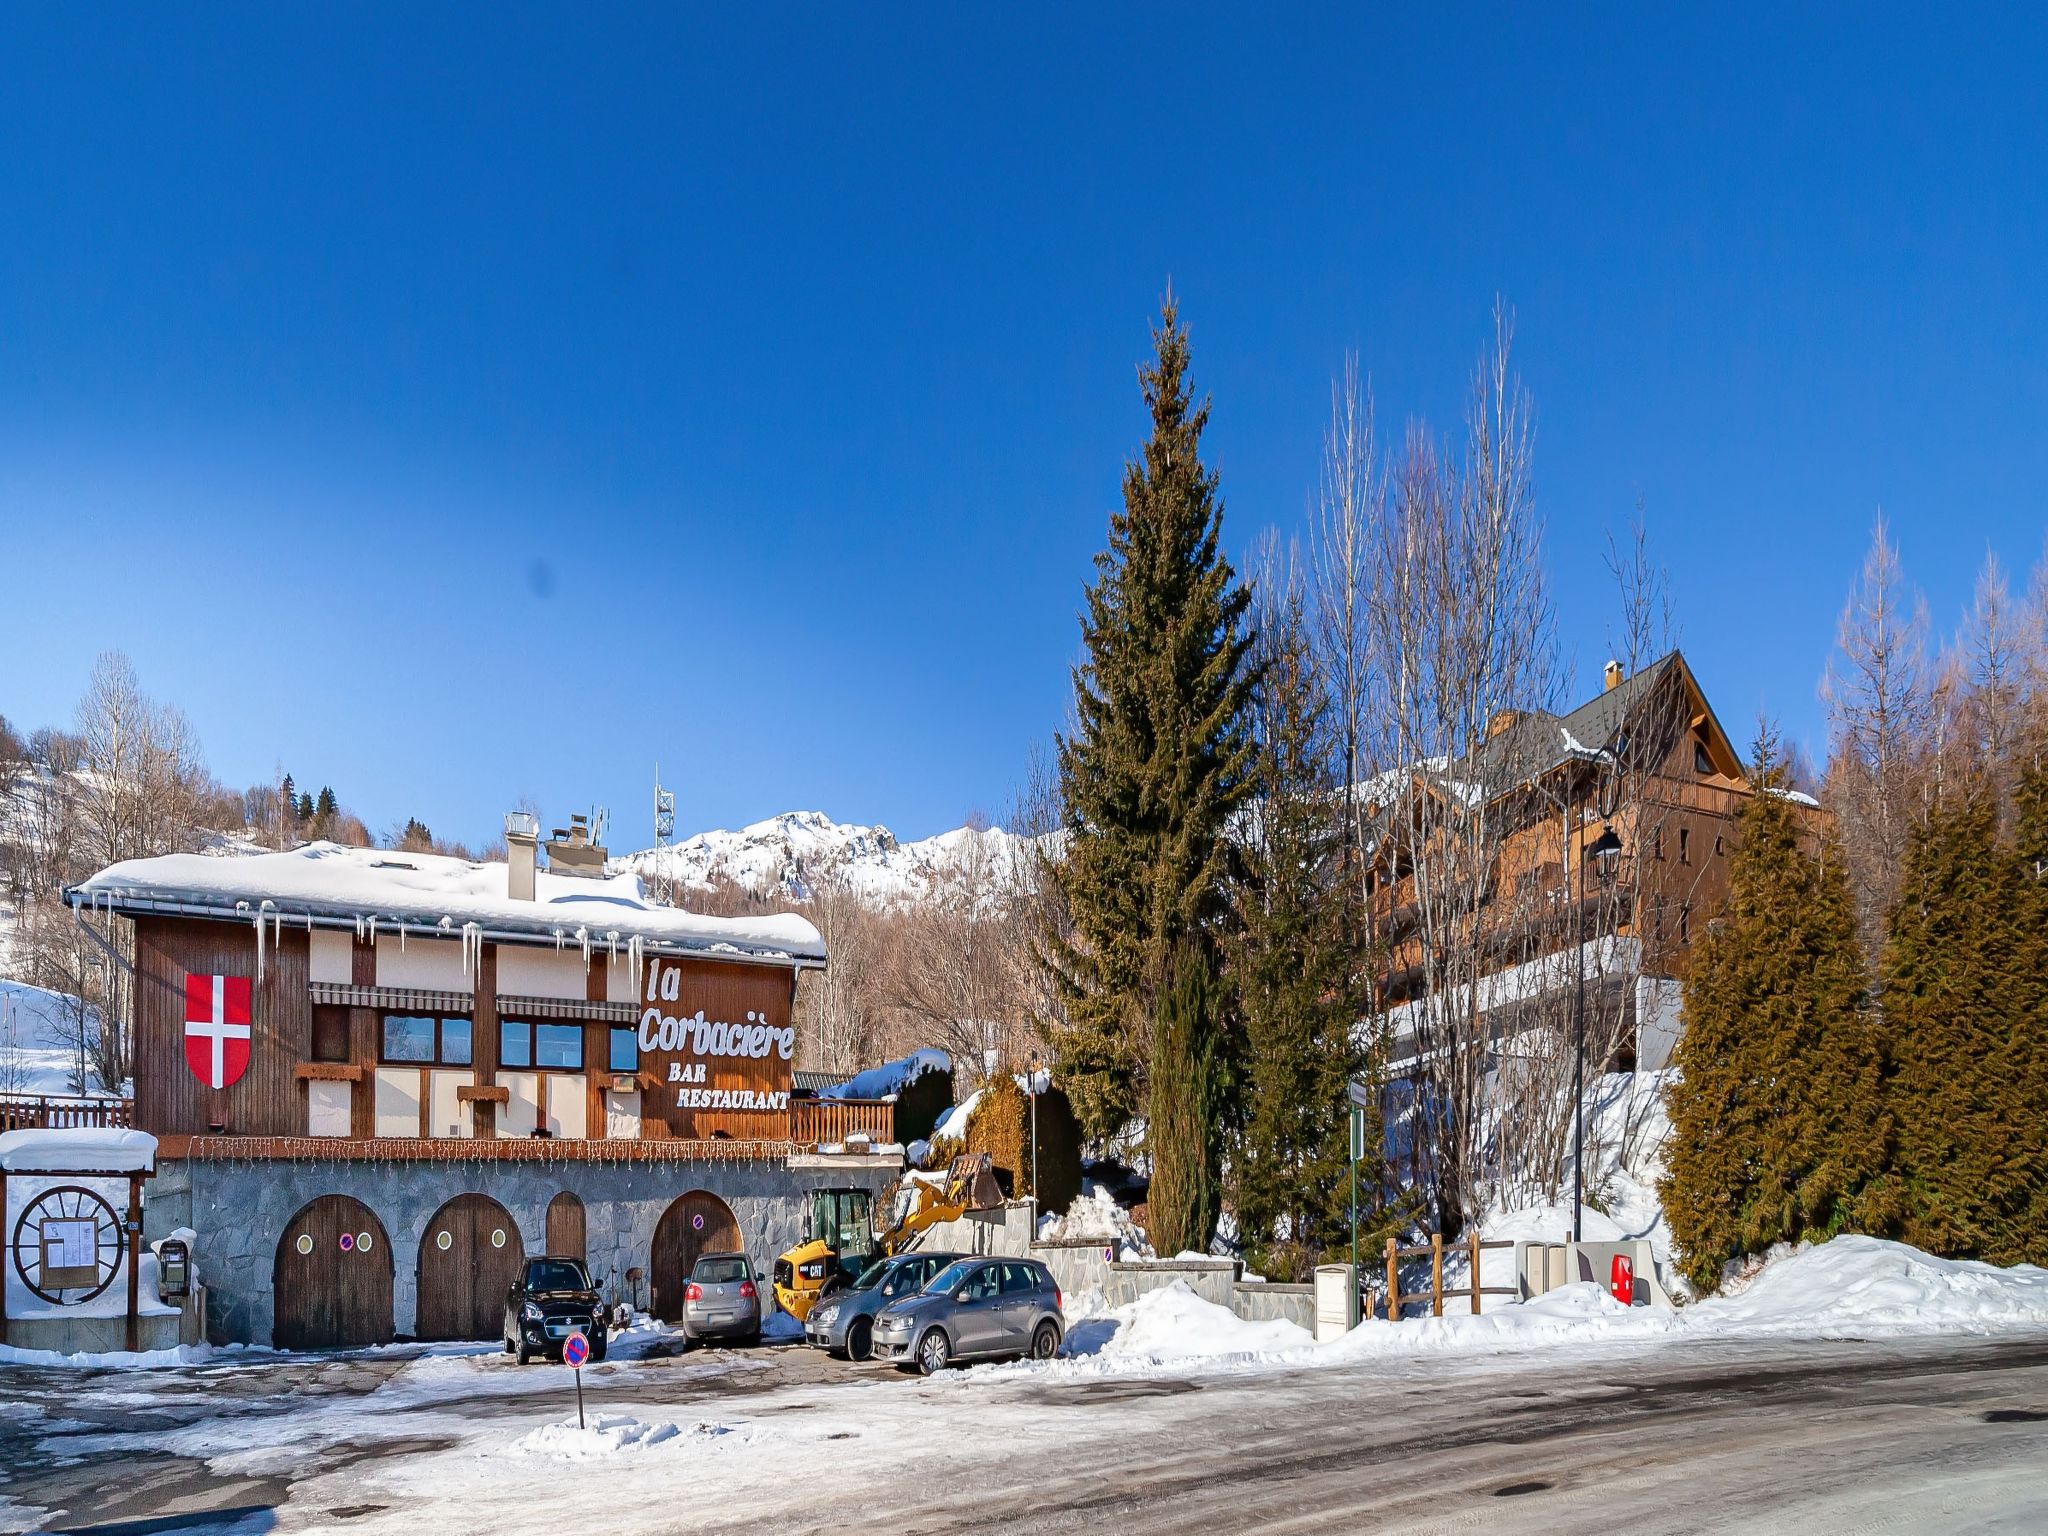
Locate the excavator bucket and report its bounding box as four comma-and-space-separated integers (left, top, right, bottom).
946, 1152, 1005, 1212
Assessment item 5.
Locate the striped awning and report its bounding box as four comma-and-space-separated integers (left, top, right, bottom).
307, 983, 636, 1023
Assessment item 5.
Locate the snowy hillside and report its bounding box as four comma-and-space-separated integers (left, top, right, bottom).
611, 810, 1044, 907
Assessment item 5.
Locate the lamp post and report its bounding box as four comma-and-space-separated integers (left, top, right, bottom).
1026, 1048, 1041, 1200
1572, 820, 1625, 1243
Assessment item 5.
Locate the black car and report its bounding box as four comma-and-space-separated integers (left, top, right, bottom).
503, 1255, 608, 1365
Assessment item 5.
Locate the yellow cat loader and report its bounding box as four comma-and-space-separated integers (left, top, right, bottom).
773, 1153, 1005, 1320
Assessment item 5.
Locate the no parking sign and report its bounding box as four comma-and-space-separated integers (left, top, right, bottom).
563, 1329, 590, 1428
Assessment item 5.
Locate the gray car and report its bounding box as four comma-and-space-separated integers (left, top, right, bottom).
680, 1251, 762, 1347
872, 1256, 1064, 1374
804, 1250, 962, 1361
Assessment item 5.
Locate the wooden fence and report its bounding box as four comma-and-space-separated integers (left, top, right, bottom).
0, 1096, 134, 1133
1383, 1233, 1520, 1318
788, 1097, 895, 1148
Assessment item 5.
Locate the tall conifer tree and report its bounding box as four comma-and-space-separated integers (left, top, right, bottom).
1148, 947, 1221, 1255
2013, 762, 2048, 1254
1662, 735, 1893, 1289
1881, 787, 2038, 1262
1051, 295, 1256, 1142
1227, 584, 1374, 1271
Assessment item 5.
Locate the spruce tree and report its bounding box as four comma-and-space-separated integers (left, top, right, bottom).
1882, 787, 2037, 1263
1661, 736, 1893, 1289
1227, 588, 1375, 1273
2013, 762, 2048, 1255
1149, 947, 1220, 1256
1052, 295, 1256, 1141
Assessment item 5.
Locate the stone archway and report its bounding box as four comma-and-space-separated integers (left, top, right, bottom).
650, 1190, 741, 1321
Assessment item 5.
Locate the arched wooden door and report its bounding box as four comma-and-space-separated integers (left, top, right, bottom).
546, 1192, 586, 1262
416, 1194, 524, 1341
274, 1195, 393, 1351
650, 1190, 741, 1321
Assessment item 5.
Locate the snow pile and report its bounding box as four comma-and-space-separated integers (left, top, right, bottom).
1688, 1237, 2048, 1336
0, 1126, 158, 1172
508, 1414, 734, 1460
1038, 1186, 1151, 1258
817, 1048, 950, 1101
1080, 1281, 1312, 1364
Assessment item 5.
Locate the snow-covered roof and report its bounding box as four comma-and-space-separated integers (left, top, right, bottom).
67, 842, 824, 967
0, 1127, 158, 1173
816, 1048, 951, 1102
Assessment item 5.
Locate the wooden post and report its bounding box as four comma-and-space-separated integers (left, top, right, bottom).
1469, 1230, 1483, 1315
125, 1170, 143, 1353
1385, 1236, 1399, 1322
1430, 1233, 1444, 1318
0, 1166, 9, 1346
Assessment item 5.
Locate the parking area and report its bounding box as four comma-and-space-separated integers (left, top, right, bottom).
0, 1335, 881, 1535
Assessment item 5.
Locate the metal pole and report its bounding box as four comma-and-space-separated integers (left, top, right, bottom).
1572, 813, 1586, 1245
1028, 1053, 1040, 1200
1349, 1124, 1359, 1273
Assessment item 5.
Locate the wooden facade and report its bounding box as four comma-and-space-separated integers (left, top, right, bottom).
116, 913, 880, 1150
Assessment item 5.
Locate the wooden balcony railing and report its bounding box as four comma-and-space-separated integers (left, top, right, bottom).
788, 1098, 896, 1148
0, 1096, 134, 1133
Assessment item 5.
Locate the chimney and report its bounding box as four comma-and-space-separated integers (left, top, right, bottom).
505, 811, 540, 900
1603, 659, 1624, 693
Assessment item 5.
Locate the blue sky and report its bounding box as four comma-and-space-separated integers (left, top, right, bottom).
3, 8, 2043, 849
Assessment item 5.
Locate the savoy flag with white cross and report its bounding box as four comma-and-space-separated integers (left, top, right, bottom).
183, 973, 253, 1090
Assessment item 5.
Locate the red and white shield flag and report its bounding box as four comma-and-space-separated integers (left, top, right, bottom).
183, 974, 253, 1090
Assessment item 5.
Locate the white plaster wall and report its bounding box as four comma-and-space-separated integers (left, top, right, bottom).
308, 930, 354, 984
374, 936, 469, 992
496, 947, 588, 1001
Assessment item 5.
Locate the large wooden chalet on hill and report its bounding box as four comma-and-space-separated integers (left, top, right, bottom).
1365, 651, 1819, 1073
48, 816, 902, 1349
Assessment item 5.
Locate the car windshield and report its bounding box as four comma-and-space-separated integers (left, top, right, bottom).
923, 1259, 979, 1296
693, 1255, 750, 1284
850, 1258, 894, 1291
526, 1260, 588, 1292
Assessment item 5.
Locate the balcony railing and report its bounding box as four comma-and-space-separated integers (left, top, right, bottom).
788, 1097, 896, 1148
0, 1095, 134, 1133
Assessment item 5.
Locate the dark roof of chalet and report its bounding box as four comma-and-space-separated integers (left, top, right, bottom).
791, 1070, 844, 1095
1456, 650, 1691, 798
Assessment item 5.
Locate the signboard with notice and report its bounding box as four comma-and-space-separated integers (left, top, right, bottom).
40, 1218, 102, 1289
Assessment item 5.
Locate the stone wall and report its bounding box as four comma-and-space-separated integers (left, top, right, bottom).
146, 1155, 897, 1347
1229, 1282, 1315, 1329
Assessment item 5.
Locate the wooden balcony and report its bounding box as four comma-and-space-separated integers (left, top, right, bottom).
789, 1097, 896, 1148
0, 1096, 133, 1133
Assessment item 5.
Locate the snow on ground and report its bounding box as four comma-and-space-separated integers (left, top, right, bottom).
0, 978, 107, 1098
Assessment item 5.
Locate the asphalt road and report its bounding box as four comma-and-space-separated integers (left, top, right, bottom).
4, 1333, 2046, 1534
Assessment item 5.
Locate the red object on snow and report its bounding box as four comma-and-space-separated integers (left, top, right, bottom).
183, 973, 252, 1090
1610, 1253, 1635, 1305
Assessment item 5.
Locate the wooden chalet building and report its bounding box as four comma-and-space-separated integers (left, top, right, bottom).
62, 815, 899, 1349
1365, 651, 1820, 1073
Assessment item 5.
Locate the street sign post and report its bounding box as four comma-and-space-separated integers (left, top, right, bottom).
563, 1328, 590, 1428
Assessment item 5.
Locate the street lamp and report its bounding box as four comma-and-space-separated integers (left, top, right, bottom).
1025, 1048, 1041, 1201
1572, 820, 1625, 1243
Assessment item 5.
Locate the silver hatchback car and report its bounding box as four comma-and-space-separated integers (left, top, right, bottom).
872, 1256, 1063, 1374
680, 1251, 762, 1347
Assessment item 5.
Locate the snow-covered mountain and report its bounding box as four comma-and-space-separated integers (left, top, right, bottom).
610, 810, 1042, 907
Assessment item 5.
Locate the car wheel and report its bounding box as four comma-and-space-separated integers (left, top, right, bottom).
591, 1337, 608, 1363
1030, 1321, 1060, 1360
502, 1333, 514, 1355
846, 1317, 873, 1363
916, 1328, 951, 1376
515, 1339, 532, 1366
